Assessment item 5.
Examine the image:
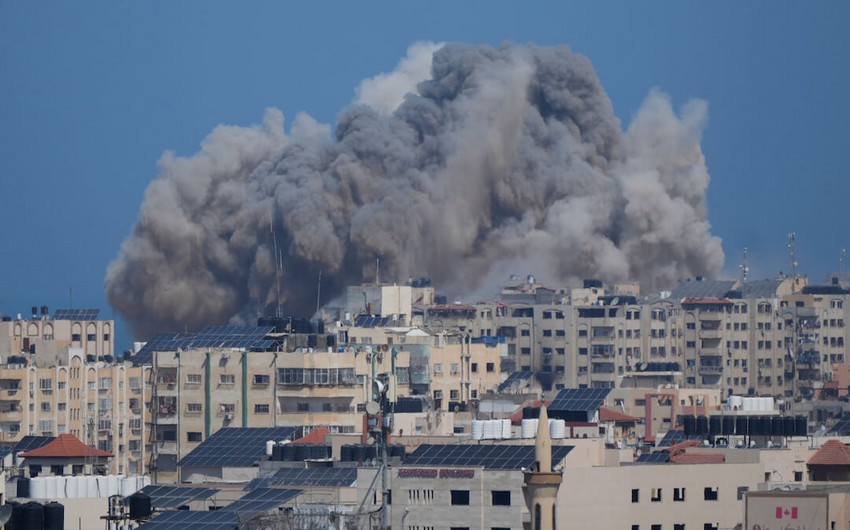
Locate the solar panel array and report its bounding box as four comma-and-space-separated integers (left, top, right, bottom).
548, 388, 611, 412
657, 429, 704, 447
497, 371, 533, 392
830, 411, 850, 435
220, 487, 301, 519
636, 452, 670, 464
178, 427, 296, 468
353, 315, 392, 328
53, 308, 100, 320
137, 485, 219, 508
403, 444, 573, 470
247, 467, 357, 490
135, 509, 239, 530
131, 326, 276, 366
14, 435, 55, 452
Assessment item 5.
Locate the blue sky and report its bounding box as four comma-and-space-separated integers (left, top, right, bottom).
1, 2, 848, 349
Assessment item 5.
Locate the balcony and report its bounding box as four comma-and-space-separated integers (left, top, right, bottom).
699, 328, 723, 340
698, 365, 723, 374
698, 311, 723, 322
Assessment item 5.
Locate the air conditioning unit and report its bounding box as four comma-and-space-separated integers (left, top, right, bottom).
225, 413, 233, 421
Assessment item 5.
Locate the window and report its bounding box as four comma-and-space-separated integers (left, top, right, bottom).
297, 403, 309, 412
220, 374, 235, 385
186, 373, 202, 384
704, 525, 718, 530
450, 389, 459, 400
41, 402, 51, 411
674, 487, 685, 501
486, 362, 495, 372
450, 490, 470, 505
40, 378, 53, 391
674, 525, 685, 530
220, 403, 236, 413
186, 403, 202, 414
491, 490, 511, 506
187, 432, 202, 442
322, 403, 332, 412
704, 487, 718, 501
255, 404, 270, 414
631, 489, 639, 503
471, 363, 478, 373
737, 486, 748, 500
651, 488, 662, 502
651, 525, 661, 530
794, 471, 803, 481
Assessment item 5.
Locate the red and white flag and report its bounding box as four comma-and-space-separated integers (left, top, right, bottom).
775, 506, 798, 519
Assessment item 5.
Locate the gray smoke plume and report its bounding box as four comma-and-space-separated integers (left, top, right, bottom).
106, 42, 724, 339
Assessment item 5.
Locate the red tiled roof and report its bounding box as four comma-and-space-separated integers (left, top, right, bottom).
666, 439, 703, 453
20, 434, 112, 458
670, 453, 725, 464
808, 440, 850, 466
292, 427, 330, 445
598, 407, 641, 423
682, 297, 733, 305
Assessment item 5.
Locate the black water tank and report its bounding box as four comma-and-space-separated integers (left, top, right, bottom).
272, 444, 284, 461
523, 406, 539, 419
736, 416, 749, 435
128, 491, 152, 520
20, 501, 43, 530
752, 416, 770, 436
696, 416, 709, 436
353, 445, 367, 463
6, 501, 22, 530
709, 416, 722, 436
722, 416, 735, 436
43, 502, 64, 530
796, 416, 808, 437
340, 444, 354, 462
683, 416, 696, 436
390, 444, 406, 459
310, 445, 328, 459
281, 443, 297, 461
783, 416, 796, 437
365, 444, 378, 461
294, 444, 310, 461
16, 476, 30, 498
770, 416, 784, 436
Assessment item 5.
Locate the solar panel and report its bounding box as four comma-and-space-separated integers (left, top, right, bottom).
548, 388, 612, 412
656, 429, 704, 447
403, 444, 573, 470
636, 452, 670, 463
248, 467, 357, 490
135, 509, 239, 530
178, 427, 297, 468
14, 435, 55, 452
221, 487, 301, 519
497, 371, 533, 392
53, 308, 100, 320
137, 485, 219, 508
831, 411, 850, 435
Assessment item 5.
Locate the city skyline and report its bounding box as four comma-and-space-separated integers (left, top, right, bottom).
1, 3, 848, 349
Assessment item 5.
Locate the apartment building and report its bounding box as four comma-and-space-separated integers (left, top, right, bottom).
141, 324, 503, 482
0, 352, 150, 475
0, 307, 114, 365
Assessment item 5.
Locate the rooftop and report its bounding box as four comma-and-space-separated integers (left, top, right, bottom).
20, 434, 112, 458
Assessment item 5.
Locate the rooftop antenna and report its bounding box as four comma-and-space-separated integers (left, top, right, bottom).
841, 247, 847, 278
316, 270, 322, 320
739, 247, 749, 283
788, 232, 798, 279
376, 258, 380, 285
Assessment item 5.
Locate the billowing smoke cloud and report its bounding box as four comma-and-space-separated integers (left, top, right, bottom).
106, 42, 724, 339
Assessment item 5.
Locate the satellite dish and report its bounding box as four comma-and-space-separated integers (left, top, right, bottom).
365, 401, 380, 415
0, 504, 12, 525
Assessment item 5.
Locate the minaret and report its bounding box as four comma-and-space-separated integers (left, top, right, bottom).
524, 404, 563, 530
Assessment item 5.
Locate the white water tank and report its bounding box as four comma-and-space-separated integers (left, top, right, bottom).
501, 419, 512, 439
30, 477, 47, 499
120, 476, 137, 497
141, 475, 152, 489
266, 440, 275, 456
521, 419, 538, 439
491, 420, 503, 440
96, 476, 108, 497
550, 419, 566, 439
107, 475, 120, 497
482, 420, 495, 439
742, 397, 754, 411
471, 420, 484, 440
54, 476, 66, 499
765, 397, 775, 411
85, 476, 98, 498
65, 476, 79, 498
45, 476, 57, 499
728, 395, 743, 410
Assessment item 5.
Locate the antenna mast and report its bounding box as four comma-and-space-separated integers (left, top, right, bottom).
316, 271, 322, 320
841, 247, 847, 278
788, 232, 798, 279
739, 247, 749, 282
